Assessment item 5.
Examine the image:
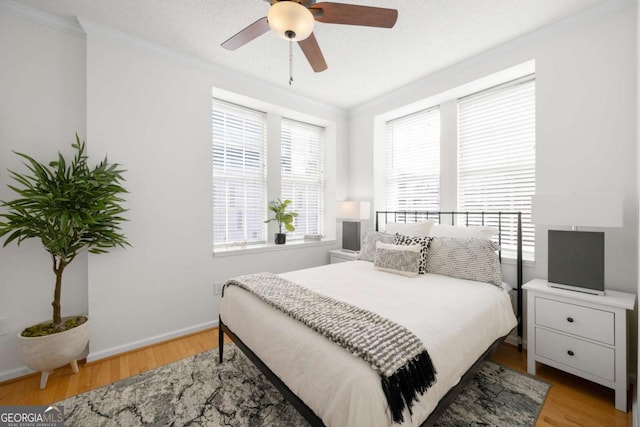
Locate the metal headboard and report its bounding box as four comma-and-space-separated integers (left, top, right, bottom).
375, 210, 524, 352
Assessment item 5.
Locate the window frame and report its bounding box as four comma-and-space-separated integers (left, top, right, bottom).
457, 75, 536, 261
384, 106, 441, 212
211, 92, 335, 255
280, 117, 326, 240
374, 69, 537, 263
212, 99, 268, 249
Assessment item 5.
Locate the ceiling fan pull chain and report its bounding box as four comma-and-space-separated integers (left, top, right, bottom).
289, 38, 294, 86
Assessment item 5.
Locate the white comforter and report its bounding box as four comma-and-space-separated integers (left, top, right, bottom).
220, 260, 517, 427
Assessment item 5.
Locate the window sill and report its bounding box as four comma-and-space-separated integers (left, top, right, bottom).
213, 239, 337, 257
501, 255, 535, 268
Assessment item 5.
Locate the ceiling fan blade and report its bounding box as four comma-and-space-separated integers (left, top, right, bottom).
310, 2, 398, 28
298, 33, 328, 73
221, 17, 269, 50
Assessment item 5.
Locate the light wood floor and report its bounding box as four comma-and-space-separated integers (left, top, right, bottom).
492, 344, 631, 427
0, 328, 632, 426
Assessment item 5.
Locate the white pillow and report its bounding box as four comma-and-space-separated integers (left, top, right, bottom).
426, 237, 502, 286
384, 220, 435, 237
374, 242, 422, 277
429, 224, 498, 239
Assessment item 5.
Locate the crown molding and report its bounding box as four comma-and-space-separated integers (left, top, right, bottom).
351, 0, 637, 115
0, 0, 83, 36
0, 0, 346, 118
76, 17, 238, 80
76, 17, 347, 119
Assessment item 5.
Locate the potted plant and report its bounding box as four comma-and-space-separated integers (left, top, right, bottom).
264, 199, 297, 244
0, 134, 129, 388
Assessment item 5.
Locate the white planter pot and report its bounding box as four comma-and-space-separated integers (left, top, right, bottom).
18, 316, 89, 389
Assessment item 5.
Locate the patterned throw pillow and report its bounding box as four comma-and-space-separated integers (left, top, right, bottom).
358, 230, 395, 262
393, 234, 432, 274
374, 242, 421, 277
426, 237, 502, 286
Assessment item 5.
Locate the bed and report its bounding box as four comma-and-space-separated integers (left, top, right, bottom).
219, 211, 523, 426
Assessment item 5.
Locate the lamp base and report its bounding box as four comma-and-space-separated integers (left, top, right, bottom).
342, 221, 361, 252
547, 282, 606, 296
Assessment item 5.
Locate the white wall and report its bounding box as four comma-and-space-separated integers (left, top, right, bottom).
0, 11, 88, 380
0, 7, 348, 378
81, 22, 348, 361
83, 22, 346, 360
349, 2, 638, 294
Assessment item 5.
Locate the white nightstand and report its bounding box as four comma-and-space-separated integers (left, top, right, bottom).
523, 278, 636, 412
329, 249, 359, 264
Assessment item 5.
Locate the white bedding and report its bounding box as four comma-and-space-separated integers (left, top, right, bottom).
220, 260, 517, 427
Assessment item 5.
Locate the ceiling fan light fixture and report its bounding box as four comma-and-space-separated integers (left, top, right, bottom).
267, 1, 314, 41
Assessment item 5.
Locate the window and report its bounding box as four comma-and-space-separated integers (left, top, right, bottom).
281, 118, 325, 239
457, 76, 536, 260
212, 99, 267, 247
385, 108, 441, 211
212, 96, 331, 250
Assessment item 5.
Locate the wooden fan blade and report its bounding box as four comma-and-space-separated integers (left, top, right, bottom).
221, 17, 269, 50
310, 2, 397, 28
298, 33, 328, 72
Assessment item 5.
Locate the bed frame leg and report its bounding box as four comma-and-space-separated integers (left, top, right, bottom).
218, 316, 224, 363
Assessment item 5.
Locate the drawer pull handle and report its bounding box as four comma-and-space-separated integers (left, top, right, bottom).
567, 317, 574, 323
567, 350, 575, 356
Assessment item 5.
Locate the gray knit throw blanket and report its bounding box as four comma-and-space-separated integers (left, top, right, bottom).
223, 272, 437, 423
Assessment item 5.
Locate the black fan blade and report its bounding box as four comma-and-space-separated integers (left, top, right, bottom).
221, 17, 270, 50
310, 2, 397, 28
298, 33, 328, 72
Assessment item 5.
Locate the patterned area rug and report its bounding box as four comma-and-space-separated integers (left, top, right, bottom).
57, 344, 549, 426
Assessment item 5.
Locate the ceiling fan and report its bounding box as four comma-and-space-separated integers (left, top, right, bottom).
221, 0, 398, 73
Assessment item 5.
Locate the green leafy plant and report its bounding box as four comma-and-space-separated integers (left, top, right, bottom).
0, 134, 129, 334
264, 198, 298, 234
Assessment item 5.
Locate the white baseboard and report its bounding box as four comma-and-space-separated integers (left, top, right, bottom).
0, 320, 219, 382
0, 366, 36, 383
86, 320, 218, 363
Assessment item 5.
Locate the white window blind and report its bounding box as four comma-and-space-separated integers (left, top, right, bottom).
457, 76, 536, 260
281, 118, 325, 239
385, 108, 441, 211
212, 99, 267, 247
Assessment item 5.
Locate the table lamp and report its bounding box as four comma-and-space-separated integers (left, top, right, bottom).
337, 201, 370, 252
531, 193, 623, 295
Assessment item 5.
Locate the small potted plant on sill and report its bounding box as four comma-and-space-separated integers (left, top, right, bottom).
264, 198, 297, 244
0, 134, 129, 388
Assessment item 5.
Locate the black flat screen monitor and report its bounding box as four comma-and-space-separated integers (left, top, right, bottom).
548, 230, 605, 295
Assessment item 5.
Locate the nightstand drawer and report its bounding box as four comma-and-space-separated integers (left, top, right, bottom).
524, 279, 636, 412
535, 297, 614, 345
536, 328, 615, 381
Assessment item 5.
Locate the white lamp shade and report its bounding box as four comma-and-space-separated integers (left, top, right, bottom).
267, 1, 314, 41
337, 201, 371, 221
531, 193, 623, 228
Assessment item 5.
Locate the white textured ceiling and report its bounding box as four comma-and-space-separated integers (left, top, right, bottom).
15, 0, 608, 110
